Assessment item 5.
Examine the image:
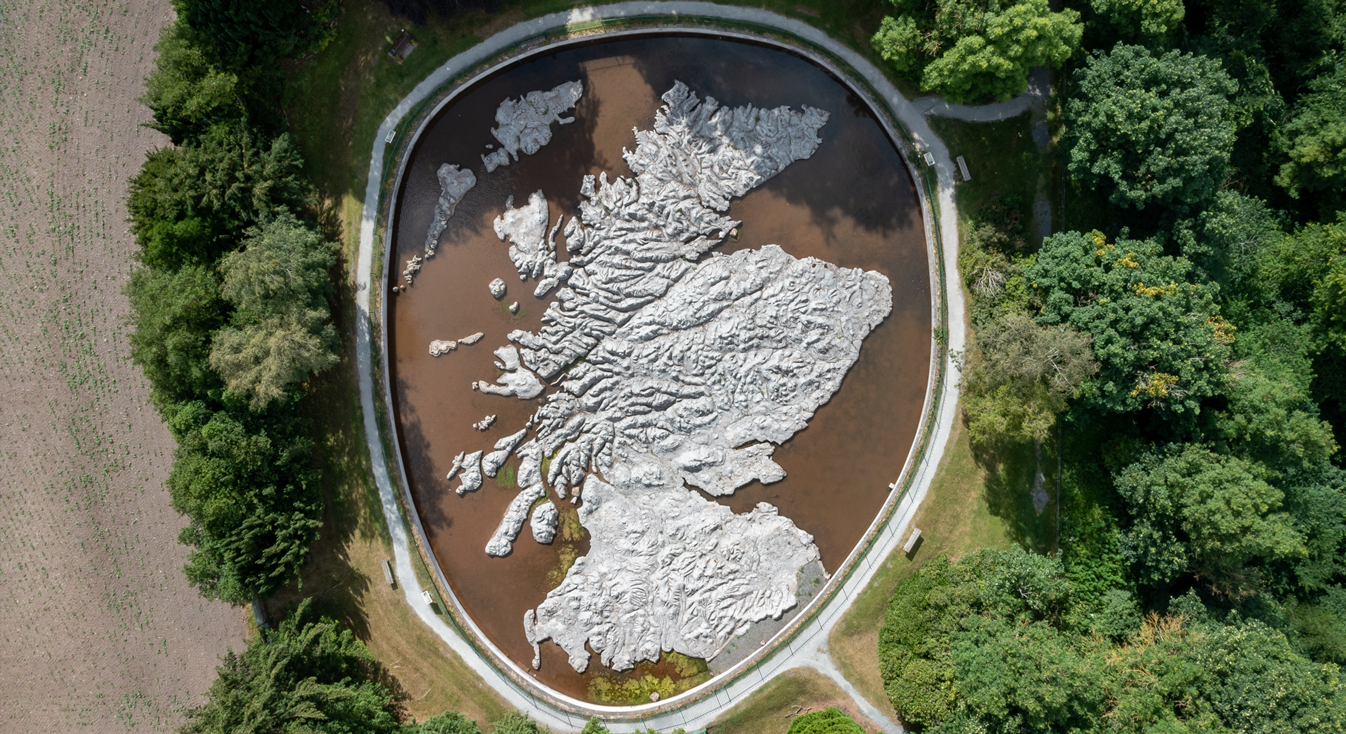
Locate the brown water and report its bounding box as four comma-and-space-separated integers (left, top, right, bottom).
386, 35, 930, 700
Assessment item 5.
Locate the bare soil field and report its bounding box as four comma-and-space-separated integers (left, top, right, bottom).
0, 1, 246, 731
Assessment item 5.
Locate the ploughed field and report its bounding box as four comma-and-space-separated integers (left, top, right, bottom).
387, 35, 930, 701
0, 1, 245, 731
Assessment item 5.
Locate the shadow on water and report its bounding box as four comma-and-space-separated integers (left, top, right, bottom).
383, 34, 931, 701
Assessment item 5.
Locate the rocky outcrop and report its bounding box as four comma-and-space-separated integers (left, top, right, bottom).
488, 278, 506, 300
482, 81, 583, 173
472, 415, 496, 432
482, 428, 528, 478
459, 332, 484, 346
531, 501, 558, 544
473, 346, 545, 399
429, 339, 457, 357
486, 483, 545, 557
455, 451, 483, 495
424, 164, 476, 257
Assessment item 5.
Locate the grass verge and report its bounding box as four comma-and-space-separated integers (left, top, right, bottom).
707, 667, 884, 734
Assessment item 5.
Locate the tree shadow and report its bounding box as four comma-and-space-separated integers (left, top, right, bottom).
966, 416, 1056, 553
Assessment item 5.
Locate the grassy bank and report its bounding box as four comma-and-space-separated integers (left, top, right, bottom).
707, 668, 884, 734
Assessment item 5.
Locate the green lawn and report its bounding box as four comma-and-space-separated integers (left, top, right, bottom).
707, 668, 884, 734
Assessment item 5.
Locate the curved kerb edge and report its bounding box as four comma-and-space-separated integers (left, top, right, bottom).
355, 4, 965, 730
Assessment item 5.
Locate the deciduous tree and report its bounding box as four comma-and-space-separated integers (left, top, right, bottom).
1066, 45, 1237, 212
1027, 231, 1232, 415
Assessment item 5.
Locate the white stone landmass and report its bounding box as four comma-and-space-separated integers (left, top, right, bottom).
482, 81, 583, 173
494, 190, 556, 280
448, 82, 891, 673
424, 164, 477, 257
459, 332, 484, 346
488, 278, 507, 299
531, 501, 559, 544
429, 339, 457, 357
523, 475, 820, 672
473, 346, 545, 399
486, 484, 546, 557
455, 451, 484, 495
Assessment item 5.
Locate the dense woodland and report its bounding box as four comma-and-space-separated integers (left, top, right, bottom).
122, 0, 1346, 731
877, 0, 1346, 731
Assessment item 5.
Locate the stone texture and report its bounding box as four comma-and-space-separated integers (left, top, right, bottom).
455, 451, 483, 495
424, 164, 477, 257
483, 429, 528, 478
429, 339, 457, 357
455, 83, 890, 674
482, 81, 583, 173
473, 346, 545, 399
472, 415, 496, 432
530, 501, 559, 544
488, 278, 506, 299
486, 484, 545, 557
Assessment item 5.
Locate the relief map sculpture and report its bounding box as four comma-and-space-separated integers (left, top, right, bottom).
425, 80, 893, 676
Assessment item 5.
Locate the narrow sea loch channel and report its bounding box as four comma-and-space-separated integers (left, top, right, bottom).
386, 34, 931, 704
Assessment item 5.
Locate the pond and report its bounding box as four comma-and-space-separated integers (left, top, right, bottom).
386, 33, 930, 703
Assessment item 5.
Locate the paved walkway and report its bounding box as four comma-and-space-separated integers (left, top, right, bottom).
353, 3, 993, 730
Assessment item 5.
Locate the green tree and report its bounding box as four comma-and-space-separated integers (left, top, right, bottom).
1190, 620, 1346, 733
126, 264, 226, 408
786, 707, 866, 734
1087, 0, 1184, 44
873, 0, 1081, 103
490, 712, 550, 734
1066, 45, 1238, 212
171, 0, 340, 72
181, 599, 401, 733
1257, 218, 1346, 351
1114, 444, 1305, 590
167, 401, 321, 602
961, 311, 1098, 445
128, 124, 310, 269
879, 547, 1070, 728
417, 712, 482, 734
1275, 63, 1346, 216
921, 0, 1082, 103
141, 23, 244, 145
1027, 231, 1232, 415
949, 615, 1106, 734
210, 212, 338, 410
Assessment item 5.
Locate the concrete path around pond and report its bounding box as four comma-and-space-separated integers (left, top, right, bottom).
353, 3, 1006, 730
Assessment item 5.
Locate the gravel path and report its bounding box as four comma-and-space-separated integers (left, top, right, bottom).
354, 4, 980, 730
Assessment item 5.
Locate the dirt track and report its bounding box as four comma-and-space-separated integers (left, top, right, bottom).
0, 1, 245, 730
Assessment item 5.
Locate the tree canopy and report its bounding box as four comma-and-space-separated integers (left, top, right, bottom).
872, 0, 1082, 103
786, 708, 867, 734
1065, 44, 1238, 212
181, 599, 401, 734
211, 213, 339, 410
1114, 444, 1306, 589
961, 311, 1098, 444
1276, 63, 1346, 216
880, 548, 1346, 733
1026, 231, 1232, 415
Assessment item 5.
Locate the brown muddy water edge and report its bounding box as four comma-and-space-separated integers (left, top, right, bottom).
385, 34, 930, 702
